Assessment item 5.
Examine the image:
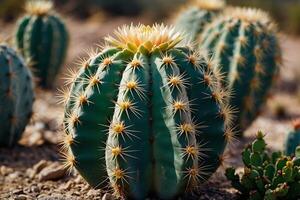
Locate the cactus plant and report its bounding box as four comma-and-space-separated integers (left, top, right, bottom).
15, 0, 68, 88
226, 131, 300, 200
174, 0, 225, 43
200, 8, 282, 136
60, 24, 234, 199
285, 119, 300, 156
0, 44, 35, 147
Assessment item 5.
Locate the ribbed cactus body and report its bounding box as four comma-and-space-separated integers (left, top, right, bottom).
0, 44, 35, 147
285, 120, 300, 156
201, 8, 281, 135
174, 0, 225, 43
62, 25, 232, 199
15, 1, 68, 88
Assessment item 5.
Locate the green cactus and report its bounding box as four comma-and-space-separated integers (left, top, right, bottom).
0, 44, 35, 147
285, 119, 300, 156
200, 8, 282, 136
174, 0, 225, 43
15, 0, 68, 88
61, 24, 234, 199
225, 132, 300, 200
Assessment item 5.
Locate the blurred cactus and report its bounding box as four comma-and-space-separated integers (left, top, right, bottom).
174, 0, 226, 43
15, 0, 69, 88
226, 131, 300, 200
201, 8, 282, 136
285, 119, 300, 156
61, 24, 234, 199
228, 0, 300, 35
0, 44, 34, 147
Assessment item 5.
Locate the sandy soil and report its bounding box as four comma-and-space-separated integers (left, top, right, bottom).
0, 16, 300, 200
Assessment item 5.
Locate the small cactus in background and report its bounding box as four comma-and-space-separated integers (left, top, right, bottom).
0, 44, 35, 147
285, 119, 300, 156
60, 24, 234, 199
15, 0, 69, 88
174, 0, 225, 43
226, 131, 300, 200
201, 8, 282, 136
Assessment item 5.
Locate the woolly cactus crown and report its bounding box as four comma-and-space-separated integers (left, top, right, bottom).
224, 7, 272, 23
25, 0, 54, 16
105, 24, 183, 53
193, 0, 225, 11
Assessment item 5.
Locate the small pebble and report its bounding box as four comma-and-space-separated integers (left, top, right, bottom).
38, 163, 67, 181
15, 194, 29, 200
12, 189, 23, 195
31, 185, 40, 193
0, 166, 13, 176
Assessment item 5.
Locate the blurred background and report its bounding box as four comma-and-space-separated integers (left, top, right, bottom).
1, 0, 300, 34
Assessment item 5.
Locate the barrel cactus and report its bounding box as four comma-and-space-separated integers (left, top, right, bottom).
226, 131, 300, 200
15, 0, 68, 88
61, 24, 234, 199
0, 44, 35, 147
285, 119, 300, 156
174, 0, 225, 43
201, 8, 282, 136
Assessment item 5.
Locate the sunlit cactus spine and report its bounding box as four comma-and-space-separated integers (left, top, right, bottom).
285, 119, 300, 156
0, 44, 35, 147
200, 8, 282, 136
60, 24, 235, 199
226, 131, 300, 200
174, 0, 226, 43
15, 0, 68, 88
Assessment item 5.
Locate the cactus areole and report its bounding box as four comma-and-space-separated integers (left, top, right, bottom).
201, 8, 282, 136
0, 44, 35, 147
62, 24, 233, 199
15, 0, 68, 88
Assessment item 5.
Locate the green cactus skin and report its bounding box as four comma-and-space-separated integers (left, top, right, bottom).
15, 0, 68, 88
226, 131, 300, 200
0, 44, 35, 147
61, 24, 233, 199
200, 8, 282, 136
285, 120, 300, 156
174, 0, 225, 43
